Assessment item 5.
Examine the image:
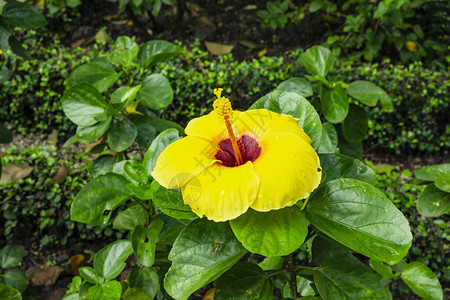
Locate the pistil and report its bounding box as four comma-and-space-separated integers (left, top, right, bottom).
213, 88, 244, 165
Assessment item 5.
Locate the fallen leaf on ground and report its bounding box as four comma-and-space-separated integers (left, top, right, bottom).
258, 48, 267, 57
205, 41, 234, 55
203, 288, 215, 300
52, 164, 68, 184
199, 16, 215, 27
239, 40, 258, 49
70, 254, 85, 276
71, 39, 85, 49
111, 20, 129, 25
243, 4, 257, 10
26, 265, 64, 286
47, 130, 59, 143
0, 165, 33, 185
44, 288, 66, 300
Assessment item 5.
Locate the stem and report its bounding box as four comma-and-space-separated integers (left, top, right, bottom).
285, 254, 298, 299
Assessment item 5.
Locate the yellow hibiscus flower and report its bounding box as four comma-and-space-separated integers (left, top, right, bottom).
152, 89, 321, 221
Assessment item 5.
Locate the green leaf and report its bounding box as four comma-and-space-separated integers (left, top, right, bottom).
67, 58, 119, 93
230, 207, 308, 257
417, 184, 450, 217
0, 124, 12, 144
94, 240, 133, 280
79, 267, 101, 284
259, 256, 284, 271
8, 35, 31, 59
435, 173, 450, 192
0, 22, 11, 52
2, 1, 47, 29
317, 123, 337, 154
321, 85, 348, 124
369, 259, 397, 279
138, 40, 185, 68
401, 262, 443, 300
124, 161, 148, 185
128, 267, 160, 298
164, 218, 247, 300
305, 178, 412, 264
110, 85, 141, 106
314, 254, 391, 299
77, 118, 112, 143
276, 77, 313, 97
319, 153, 375, 185
298, 45, 335, 77
131, 116, 157, 149
0, 283, 21, 300
151, 181, 197, 219
0, 244, 25, 269
250, 90, 322, 149
86, 281, 122, 300
107, 119, 138, 152
137, 74, 173, 110
0, 67, 13, 83
132, 220, 164, 267
3, 269, 27, 293
379, 93, 394, 112
311, 234, 351, 265
346, 81, 389, 107
143, 128, 180, 176
342, 104, 368, 143
337, 128, 363, 160
122, 288, 152, 300
107, 36, 139, 68
71, 173, 132, 225
415, 164, 450, 182
91, 154, 116, 177
144, 117, 183, 134
61, 83, 108, 126
113, 205, 146, 231
214, 262, 272, 300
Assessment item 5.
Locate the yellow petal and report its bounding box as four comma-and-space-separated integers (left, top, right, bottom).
185, 110, 242, 143
235, 109, 311, 143
250, 133, 321, 211
151, 136, 218, 189
181, 161, 259, 222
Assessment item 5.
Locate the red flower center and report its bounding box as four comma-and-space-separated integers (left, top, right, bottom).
215, 135, 262, 167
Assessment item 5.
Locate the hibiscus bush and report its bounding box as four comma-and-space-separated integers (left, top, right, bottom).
60, 53, 444, 299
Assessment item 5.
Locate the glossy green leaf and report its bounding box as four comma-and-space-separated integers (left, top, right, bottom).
2, 1, 47, 29
94, 240, 133, 280
3, 269, 27, 293
151, 181, 197, 219
143, 128, 180, 176
8, 35, 31, 59
417, 184, 450, 217
415, 164, 450, 182
259, 256, 284, 271
379, 92, 394, 112
138, 40, 185, 68
79, 267, 101, 284
0, 67, 12, 84
0, 283, 21, 300
230, 207, 308, 257
337, 127, 363, 160
122, 288, 152, 300
342, 104, 368, 143
319, 153, 376, 184
276, 77, 313, 97
317, 123, 337, 154
131, 116, 157, 149
250, 90, 322, 149
0, 22, 11, 52
107, 36, 139, 68
91, 154, 115, 177
132, 220, 164, 267
110, 85, 141, 106
61, 83, 108, 126
321, 85, 349, 124
298, 45, 335, 77
0, 124, 12, 144
305, 179, 412, 264
137, 74, 173, 110
86, 281, 122, 300
71, 173, 132, 225
369, 259, 397, 279
314, 254, 391, 300
67, 58, 119, 93
107, 119, 138, 152
164, 218, 247, 300
113, 205, 146, 231
128, 267, 160, 298
144, 117, 183, 134
401, 262, 443, 300
77, 118, 112, 143
0, 244, 25, 269
311, 234, 351, 265
346, 80, 389, 107
435, 173, 450, 192
215, 262, 272, 300
124, 161, 148, 185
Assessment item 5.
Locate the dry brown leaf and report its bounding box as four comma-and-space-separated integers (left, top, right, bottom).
103, 11, 122, 21
111, 20, 129, 25
203, 288, 215, 300
71, 39, 85, 49
52, 165, 68, 184
47, 130, 59, 144
186, 1, 201, 16
95, 28, 111, 43
243, 4, 257, 10
258, 48, 267, 57
0, 165, 33, 185
239, 40, 258, 49
26, 265, 64, 286
199, 16, 215, 27
205, 41, 234, 55
70, 254, 85, 276
44, 288, 66, 300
